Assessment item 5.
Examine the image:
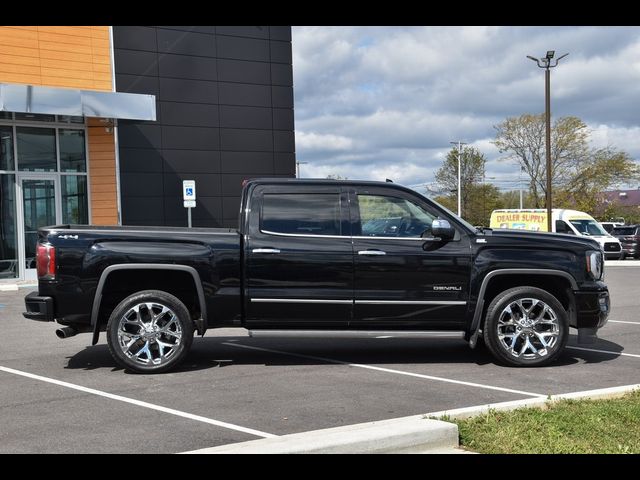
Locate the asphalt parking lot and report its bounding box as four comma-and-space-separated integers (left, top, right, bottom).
1, 265, 639, 454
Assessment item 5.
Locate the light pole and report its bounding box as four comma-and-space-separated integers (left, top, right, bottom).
519, 166, 525, 209
527, 50, 569, 232
296, 161, 308, 178
450, 141, 467, 217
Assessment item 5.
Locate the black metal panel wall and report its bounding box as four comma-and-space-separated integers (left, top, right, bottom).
112, 26, 295, 228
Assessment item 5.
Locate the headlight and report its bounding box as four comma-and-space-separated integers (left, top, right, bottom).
586, 250, 603, 280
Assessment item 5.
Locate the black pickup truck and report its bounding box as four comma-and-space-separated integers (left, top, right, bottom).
24, 179, 610, 373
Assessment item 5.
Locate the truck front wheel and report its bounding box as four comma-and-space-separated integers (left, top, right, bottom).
106, 290, 194, 373
483, 286, 568, 367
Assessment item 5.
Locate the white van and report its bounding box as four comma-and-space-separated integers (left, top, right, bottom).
489, 209, 623, 259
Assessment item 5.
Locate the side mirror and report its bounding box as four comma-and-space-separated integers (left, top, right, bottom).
427, 219, 455, 241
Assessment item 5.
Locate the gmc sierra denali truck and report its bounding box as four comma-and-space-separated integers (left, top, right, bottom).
23, 179, 610, 373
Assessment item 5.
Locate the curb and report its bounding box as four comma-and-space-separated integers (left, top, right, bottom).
425, 383, 640, 420
181, 416, 458, 454
605, 260, 640, 267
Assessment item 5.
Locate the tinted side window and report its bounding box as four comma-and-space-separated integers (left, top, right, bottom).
613, 227, 636, 236
358, 194, 436, 237
555, 220, 574, 234
261, 193, 341, 236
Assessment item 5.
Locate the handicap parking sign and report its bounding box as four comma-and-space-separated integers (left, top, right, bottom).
183, 180, 196, 201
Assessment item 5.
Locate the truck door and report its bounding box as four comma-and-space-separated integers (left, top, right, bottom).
350, 186, 472, 329
245, 185, 353, 328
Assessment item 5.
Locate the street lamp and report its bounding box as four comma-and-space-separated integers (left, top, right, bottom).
450, 141, 467, 217
296, 161, 308, 178
527, 50, 569, 232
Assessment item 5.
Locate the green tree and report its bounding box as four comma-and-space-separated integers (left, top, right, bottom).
465, 183, 504, 226
555, 148, 640, 213
493, 114, 590, 207
433, 146, 486, 219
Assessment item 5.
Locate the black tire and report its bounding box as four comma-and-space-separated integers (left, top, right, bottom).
483, 286, 568, 367
106, 290, 194, 373
619, 252, 626, 260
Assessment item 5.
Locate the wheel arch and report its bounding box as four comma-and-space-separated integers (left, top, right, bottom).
468, 269, 577, 344
91, 264, 207, 345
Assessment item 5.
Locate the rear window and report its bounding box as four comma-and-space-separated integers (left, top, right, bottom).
612, 227, 638, 236
261, 193, 342, 236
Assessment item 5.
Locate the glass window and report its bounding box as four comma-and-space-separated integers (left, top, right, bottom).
555, 220, 575, 235
22, 178, 57, 269
59, 129, 86, 172
0, 112, 12, 120
61, 175, 89, 224
14, 113, 56, 122
0, 174, 18, 279
1, 126, 13, 171
569, 219, 607, 236
612, 227, 637, 236
17, 127, 56, 172
358, 194, 436, 237
57, 115, 85, 124
262, 193, 341, 236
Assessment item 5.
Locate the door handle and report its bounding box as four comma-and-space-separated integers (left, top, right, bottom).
358, 249, 386, 256
252, 248, 281, 254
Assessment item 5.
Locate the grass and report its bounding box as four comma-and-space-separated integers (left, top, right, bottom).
447, 390, 640, 454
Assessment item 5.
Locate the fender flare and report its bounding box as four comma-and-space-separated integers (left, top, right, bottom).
90, 264, 207, 345
468, 268, 578, 347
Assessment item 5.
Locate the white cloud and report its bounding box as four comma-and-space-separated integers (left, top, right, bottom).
292, 26, 640, 190
295, 131, 354, 151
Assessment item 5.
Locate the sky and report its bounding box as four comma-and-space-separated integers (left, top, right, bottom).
291, 26, 640, 193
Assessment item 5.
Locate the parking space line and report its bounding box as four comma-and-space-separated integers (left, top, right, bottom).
0, 365, 276, 439
223, 342, 546, 398
566, 346, 640, 358
608, 320, 640, 325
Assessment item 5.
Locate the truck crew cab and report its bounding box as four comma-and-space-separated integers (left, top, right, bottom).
24, 179, 610, 373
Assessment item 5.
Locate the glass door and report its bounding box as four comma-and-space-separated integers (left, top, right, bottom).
19, 176, 60, 281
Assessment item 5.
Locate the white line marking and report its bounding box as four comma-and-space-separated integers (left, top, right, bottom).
608, 320, 640, 325
567, 346, 640, 358
222, 343, 546, 398
0, 365, 276, 439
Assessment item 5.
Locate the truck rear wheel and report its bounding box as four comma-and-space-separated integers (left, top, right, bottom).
106, 290, 194, 373
483, 286, 568, 367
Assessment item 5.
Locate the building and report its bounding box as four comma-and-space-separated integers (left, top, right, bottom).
0, 26, 295, 282
599, 188, 640, 221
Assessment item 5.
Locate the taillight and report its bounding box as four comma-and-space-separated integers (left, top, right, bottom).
36, 243, 56, 280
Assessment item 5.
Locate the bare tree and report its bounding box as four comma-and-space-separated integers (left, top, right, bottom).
493, 114, 590, 207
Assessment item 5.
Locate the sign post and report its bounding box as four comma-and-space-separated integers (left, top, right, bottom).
183, 180, 196, 228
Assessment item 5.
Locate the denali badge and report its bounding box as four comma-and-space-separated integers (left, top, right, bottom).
433, 286, 462, 291
59, 235, 79, 240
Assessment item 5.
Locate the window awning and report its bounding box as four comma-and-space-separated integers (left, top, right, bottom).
0, 83, 156, 121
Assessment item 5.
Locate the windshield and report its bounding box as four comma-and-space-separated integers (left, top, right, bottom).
569, 219, 608, 236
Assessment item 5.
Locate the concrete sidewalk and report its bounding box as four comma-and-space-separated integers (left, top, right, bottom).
182, 415, 462, 454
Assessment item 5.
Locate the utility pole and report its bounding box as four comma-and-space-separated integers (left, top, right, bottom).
519, 166, 524, 209
450, 141, 467, 217
527, 50, 569, 231
296, 161, 308, 178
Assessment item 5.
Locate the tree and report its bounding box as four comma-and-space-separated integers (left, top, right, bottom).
493, 114, 590, 207
465, 183, 504, 226
555, 147, 640, 213
433, 146, 486, 218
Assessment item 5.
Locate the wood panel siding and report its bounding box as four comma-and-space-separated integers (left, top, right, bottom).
87, 118, 118, 225
0, 26, 113, 91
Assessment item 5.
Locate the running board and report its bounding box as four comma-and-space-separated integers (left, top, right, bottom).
247, 330, 465, 339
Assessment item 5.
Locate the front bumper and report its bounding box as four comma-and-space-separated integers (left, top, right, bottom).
23, 291, 54, 322
573, 289, 610, 330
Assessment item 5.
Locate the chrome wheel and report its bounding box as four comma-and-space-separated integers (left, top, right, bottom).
116, 302, 183, 367
496, 298, 560, 360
